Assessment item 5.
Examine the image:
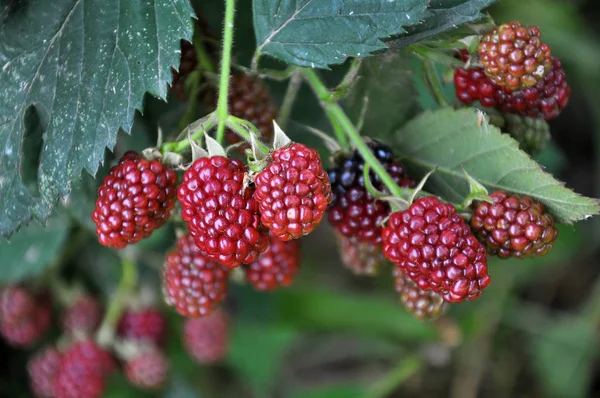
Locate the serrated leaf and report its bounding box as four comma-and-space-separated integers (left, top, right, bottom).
387, 0, 497, 50
253, 0, 428, 68
394, 108, 599, 223
0, 0, 194, 236
343, 52, 419, 138
0, 213, 69, 283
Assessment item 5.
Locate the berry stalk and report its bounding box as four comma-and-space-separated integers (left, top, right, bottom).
96, 257, 137, 346
161, 112, 217, 154
215, 0, 236, 144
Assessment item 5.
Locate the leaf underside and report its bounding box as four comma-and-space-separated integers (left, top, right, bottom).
387, 0, 498, 50
395, 108, 600, 224
0, 0, 194, 236
253, 0, 429, 68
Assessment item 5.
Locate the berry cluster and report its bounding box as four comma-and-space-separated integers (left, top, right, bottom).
455, 22, 570, 122
0, 287, 51, 348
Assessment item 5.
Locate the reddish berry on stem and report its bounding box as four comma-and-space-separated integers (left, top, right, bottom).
245, 234, 300, 291
0, 287, 51, 348
327, 142, 414, 245
394, 268, 447, 320
178, 156, 269, 268
254, 143, 332, 241
92, 151, 178, 249
163, 235, 230, 317
125, 350, 169, 390
382, 197, 491, 303
183, 310, 228, 364
61, 296, 103, 336
118, 308, 167, 347
471, 191, 558, 258
335, 233, 387, 276
0, 286, 35, 325
478, 21, 552, 90
28, 346, 62, 398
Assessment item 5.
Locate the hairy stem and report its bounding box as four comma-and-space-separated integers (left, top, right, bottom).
161, 112, 217, 154
215, 0, 236, 143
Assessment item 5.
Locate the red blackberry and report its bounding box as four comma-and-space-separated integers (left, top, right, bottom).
478, 21, 552, 89
245, 233, 300, 291
163, 234, 230, 317
455, 56, 569, 120
117, 308, 167, 347
183, 310, 228, 364
254, 143, 332, 241
335, 233, 387, 276
92, 151, 178, 249
327, 142, 414, 245
61, 296, 103, 336
54, 340, 114, 398
125, 350, 169, 390
0, 286, 35, 325
394, 268, 447, 320
382, 197, 491, 303
28, 346, 62, 398
178, 156, 269, 267
471, 191, 558, 258
224, 75, 277, 147
0, 291, 51, 348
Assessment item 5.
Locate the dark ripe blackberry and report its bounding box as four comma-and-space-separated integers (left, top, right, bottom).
327, 142, 414, 245
394, 268, 447, 320
471, 191, 558, 258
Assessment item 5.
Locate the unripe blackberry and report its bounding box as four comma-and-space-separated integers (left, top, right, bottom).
163, 234, 230, 317
28, 346, 62, 398
394, 268, 447, 320
91, 151, 178, 249
327, 142, 414, 245
254, 143, 332, 241
245, 234, 300, 291
478, 21, 552, 90
0, 286, 35, 325
54, 340, 114, 398
471, 191, 558, 258
183, 310, 228, 364
61, 296, 103, 336
178, 156, 269, 267
117, 308, 167, 347
499, 112, 550, 155
125, 350, 169, 390
225, 74, 277, 147
382, 197, 491, 303
335, 233, 387, 276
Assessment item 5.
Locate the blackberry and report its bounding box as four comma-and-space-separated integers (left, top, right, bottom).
335, 232, 387, 276
394, 268, 447, 320
382, 197, 491, 303
245, 233, 300, 291
471, 191, 558, 258
61, 296, 103, 336
327, 142, 414, 245
28, 346, 62, 398
183, 310, 228, 364
478, 21, 552, 89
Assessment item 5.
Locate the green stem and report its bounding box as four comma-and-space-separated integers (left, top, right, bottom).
96, 258, 137, 346
161, 112, 216, 154
365, 355, 423, 398
331, 58, 362, 101
277, 70, 302, 130
423, 60, 450, 107
226, 115, 270, 153
215, 0, 236, 144
325, 107, 349, 149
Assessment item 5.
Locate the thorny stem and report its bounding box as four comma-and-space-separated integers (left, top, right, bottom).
277, 70, 303, 130
215, 0, 236, 144
301, 68, 405, 198
96, 257, 137, 346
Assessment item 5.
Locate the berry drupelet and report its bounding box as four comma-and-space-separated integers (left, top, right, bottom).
245, 233, 301, 291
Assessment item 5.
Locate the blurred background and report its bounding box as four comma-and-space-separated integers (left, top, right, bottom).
2, 0, 600, 397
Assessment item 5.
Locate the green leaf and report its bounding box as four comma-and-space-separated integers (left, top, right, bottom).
228, 322, 297, 397
387, 0, 497, 50
395, 108, 599, 223
532, 317, 596, 398
343, 52, 419, 138
253, 0, 429, 68
0, 213, 69, 283
0, 0, 194, 236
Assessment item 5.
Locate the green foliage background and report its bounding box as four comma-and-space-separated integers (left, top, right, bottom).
2, 0, 600, 397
